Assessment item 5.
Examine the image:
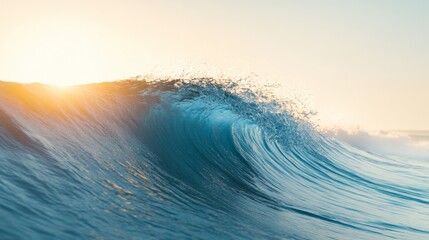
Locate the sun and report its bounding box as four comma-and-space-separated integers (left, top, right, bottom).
2, 22, 113, 86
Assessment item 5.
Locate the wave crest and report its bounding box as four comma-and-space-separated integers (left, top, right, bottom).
0, 79, 428, 239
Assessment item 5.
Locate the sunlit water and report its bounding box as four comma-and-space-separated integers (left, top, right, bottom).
0, 80, 428, 239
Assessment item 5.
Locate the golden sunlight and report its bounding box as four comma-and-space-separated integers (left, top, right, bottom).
4, 24, 111, 86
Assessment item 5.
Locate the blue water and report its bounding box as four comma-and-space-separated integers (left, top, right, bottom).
0, 79, 428, 239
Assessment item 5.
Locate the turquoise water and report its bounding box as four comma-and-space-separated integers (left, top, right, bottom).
0, 80, 428, 239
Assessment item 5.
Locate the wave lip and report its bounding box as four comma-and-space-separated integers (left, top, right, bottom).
0, 79, 428, 239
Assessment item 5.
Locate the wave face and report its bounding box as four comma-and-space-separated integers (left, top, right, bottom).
0, 80, 428, 240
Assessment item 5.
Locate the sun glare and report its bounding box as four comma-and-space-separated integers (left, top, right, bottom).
4, 24, 111, 86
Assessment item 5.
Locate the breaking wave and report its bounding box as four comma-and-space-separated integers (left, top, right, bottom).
0, 79, 428, 239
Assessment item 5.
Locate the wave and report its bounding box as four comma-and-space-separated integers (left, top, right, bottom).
0, 79, 428, 239
326, 129, 429, 161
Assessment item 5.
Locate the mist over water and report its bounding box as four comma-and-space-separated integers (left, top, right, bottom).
0, 79, 428, 239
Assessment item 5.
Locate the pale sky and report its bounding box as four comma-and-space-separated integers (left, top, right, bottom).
1, 0, 428, 130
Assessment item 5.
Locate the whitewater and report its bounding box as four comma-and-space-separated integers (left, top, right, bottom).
0, 79, 428, 240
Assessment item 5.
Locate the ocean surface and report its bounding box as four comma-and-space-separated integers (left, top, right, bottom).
0, 79, 428, 240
